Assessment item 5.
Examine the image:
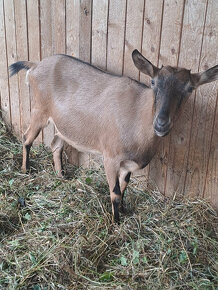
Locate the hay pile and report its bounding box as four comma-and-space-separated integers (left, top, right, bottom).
0, 118, 217, 289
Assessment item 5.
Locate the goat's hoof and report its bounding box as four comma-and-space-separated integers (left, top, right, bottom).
112, 215, 120, 225
120, 204, 127, 214
21, 167, 27, 174
56, 171, 65, 179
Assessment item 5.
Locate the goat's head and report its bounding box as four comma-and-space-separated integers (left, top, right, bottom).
132, 49, 218, 137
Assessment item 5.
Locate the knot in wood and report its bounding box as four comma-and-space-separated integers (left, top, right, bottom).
83, 7, 89, 16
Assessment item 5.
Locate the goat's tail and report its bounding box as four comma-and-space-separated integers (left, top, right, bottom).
9, 61, 36, 77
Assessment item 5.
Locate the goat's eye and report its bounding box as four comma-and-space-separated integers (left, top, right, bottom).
188, 86, 194, 93
151, 80, 155, 86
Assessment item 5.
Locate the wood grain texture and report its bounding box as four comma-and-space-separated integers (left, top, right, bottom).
92, 0, 108, 69
140, 0, 164, 181
165, 0, 208, 196
123, 0, 144, 79
123, 0, 146, 178
204, 93, 218, 208
107, 0, 127, 74
66, 0, 80, 57
140, 0, 163, 84
26, 0, 42, 145
202, 0, 218, 208
14, 0, 30, 135
89, 0, 109, 167
0, 0, 10, 125
40, 0, 54, 147
158, 0, 185, 67
149, 0, 185, 195
4, 0, 20, 137
79, 0, 92, 166
52, 0, 66, 54
185, 0, 218, 198
65, 0, 80, 165
79, 0, 92, 62
0, 0, 218, 208
54, 0, 78, 167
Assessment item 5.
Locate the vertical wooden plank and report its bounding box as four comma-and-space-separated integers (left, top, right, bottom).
158, 0, 185, 67
40, 0, 54, 147
53, 0, 79, 168
185, 0, 218, 201
139, 0, 164, 182
14, 0, 30, 136
165, 0, 208, 196
149, 0, 185, 195
79, 0, 92, 62
53, 0, 66, 54
122, 0, 146, 178
79, 0, 92, 166
92, 0, 108, 70
123, 0, 144, 79
0, 0, 10, 126
27, 0, 40, 63
66, 0, 80, 57
89, 0, 108, 167
65, 0, 80, 166
27, 0, 42, 145
4, 0, 20, 137
140, 0, 163, 84
107, 0, 127, 75
204, 94, 218, 209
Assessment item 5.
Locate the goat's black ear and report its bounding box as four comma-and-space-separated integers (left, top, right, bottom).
132, 49, 159, 78
191, 65, 218, 87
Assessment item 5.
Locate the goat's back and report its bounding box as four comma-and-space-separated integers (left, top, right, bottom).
29, 55, 155, 158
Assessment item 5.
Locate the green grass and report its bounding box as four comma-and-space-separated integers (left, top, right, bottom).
0, 118, 217, 289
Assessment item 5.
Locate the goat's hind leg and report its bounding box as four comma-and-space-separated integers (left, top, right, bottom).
51, 135, 64, 177
22, 110, 47, 173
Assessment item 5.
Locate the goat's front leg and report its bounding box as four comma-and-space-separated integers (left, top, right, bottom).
51, 135, 64, 177
104, 157, 122, 223
119, 169, 131, 212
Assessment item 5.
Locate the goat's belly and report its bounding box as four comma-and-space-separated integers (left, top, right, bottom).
48, 117, 102, 155
59, 132, 102, 155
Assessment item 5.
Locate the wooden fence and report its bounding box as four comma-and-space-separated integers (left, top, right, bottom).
0, 0, 217, 208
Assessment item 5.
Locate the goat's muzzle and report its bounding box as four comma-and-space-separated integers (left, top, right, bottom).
154, 116, 171, 137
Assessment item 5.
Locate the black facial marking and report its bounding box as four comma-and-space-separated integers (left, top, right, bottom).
124, 172, 131, 183
113, 178, 121, 195
113, 198, 120, 223
187, 86, 194, 93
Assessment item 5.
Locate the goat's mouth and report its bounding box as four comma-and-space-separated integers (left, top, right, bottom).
154, 129, 170, 137
154, 120, 172, 137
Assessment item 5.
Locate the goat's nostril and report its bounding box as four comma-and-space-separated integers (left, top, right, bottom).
157, 117, 168, 127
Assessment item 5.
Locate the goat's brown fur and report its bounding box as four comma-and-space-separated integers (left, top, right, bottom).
9, 50, 218, 223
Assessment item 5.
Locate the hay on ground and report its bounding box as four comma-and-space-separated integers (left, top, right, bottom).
0, 118, 217, 289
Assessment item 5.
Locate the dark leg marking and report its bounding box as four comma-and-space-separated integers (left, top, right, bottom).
124, 172, 131, 183
113, 198, 120, 224
121, 172, 131, 213
25, 144, 32, 170
113, 178, 121, 195
112, 178, 121, 223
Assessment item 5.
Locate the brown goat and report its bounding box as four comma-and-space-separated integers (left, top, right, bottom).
9, 50, 218, 223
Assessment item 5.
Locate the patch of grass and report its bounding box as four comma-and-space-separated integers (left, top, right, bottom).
0, 118, 217, 289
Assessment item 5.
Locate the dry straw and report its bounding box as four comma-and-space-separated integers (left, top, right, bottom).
0, 118, 217, 289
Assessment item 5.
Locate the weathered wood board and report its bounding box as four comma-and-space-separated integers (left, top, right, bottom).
1, 0, 218, 208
